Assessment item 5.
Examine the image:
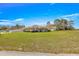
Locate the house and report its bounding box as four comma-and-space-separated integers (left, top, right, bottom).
8, 25, 25, 32
9, 27, 25, 32
46, 24, 56, 31
23, 24, 56, 32
23, 25, 49, 32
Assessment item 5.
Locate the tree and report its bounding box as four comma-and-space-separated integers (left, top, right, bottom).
67, 20, 74, 30
15, 24, 20, 29
1, 26, 9, 30
60, 19, 68, 30
54, 19, 61, 30
15, 24, 25, 29
54, 18, 74, 30
47, 21, 51, 25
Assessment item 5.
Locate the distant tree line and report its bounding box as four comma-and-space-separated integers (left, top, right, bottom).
0, 24, 25, 31
0, 18, 74, 31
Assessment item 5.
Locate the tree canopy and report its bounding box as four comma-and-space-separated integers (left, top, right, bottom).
54, 18, 74, 30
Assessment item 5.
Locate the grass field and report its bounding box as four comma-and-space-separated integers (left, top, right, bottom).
0, 30, 79, 54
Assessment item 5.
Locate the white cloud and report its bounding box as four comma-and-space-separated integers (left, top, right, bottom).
0, 20, 9, 22
0, 21, 13, 25
0, 18, 24, 25
57, 13, 79, 28
14, 18, 24, 22
57, 13, 79, 21
49, 3, 55, 6
61, 13, 79, 18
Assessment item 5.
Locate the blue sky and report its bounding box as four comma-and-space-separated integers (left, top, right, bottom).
0, 3, 79, 28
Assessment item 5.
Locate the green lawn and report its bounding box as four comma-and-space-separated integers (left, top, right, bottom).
0, 30, 79, 54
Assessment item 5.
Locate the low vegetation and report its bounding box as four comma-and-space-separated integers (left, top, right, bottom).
0, 30, 79, 54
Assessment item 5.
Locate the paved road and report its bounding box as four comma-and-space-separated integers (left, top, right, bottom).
0, 51, 78, 56
0, 51, 53, 56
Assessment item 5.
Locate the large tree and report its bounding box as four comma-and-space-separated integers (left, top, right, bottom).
67, 20, 74, 30
54, 18, 74, 30
54, 19, 61, 30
